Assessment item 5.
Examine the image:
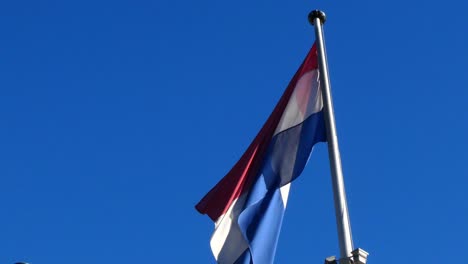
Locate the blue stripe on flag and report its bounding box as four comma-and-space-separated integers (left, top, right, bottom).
234, 249, 252, 264
235, 110, 326, 264
238, 185, 285, 264
263, 110, 326, 189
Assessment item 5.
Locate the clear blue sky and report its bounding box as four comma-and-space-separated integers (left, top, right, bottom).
1, 0, 467, 263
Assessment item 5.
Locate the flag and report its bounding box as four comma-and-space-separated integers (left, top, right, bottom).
195, 43, 327, 264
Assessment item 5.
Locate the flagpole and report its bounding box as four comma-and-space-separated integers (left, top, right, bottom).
308, 10, 368, 264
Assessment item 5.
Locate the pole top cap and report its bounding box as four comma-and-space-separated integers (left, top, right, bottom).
308, 10, 326, 25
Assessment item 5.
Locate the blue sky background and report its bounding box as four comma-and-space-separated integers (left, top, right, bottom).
1, 0, 467, 263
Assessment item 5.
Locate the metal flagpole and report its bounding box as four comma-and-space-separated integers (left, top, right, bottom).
308, 10, 369, 264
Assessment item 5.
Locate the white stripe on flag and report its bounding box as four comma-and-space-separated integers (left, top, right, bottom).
210, 196, 248, 262
274, 69, 322, 136
279, 183, 291, 207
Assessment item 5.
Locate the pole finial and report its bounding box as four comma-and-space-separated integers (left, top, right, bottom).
308, 10, 326, 25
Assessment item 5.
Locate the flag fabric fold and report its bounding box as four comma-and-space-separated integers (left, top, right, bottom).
196, 43, 327, 264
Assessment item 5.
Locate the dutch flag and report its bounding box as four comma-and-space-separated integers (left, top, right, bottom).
196, 43, 327, 264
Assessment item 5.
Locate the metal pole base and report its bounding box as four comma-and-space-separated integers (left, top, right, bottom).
351, 248, 369, 264
324, 248, 369, 264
